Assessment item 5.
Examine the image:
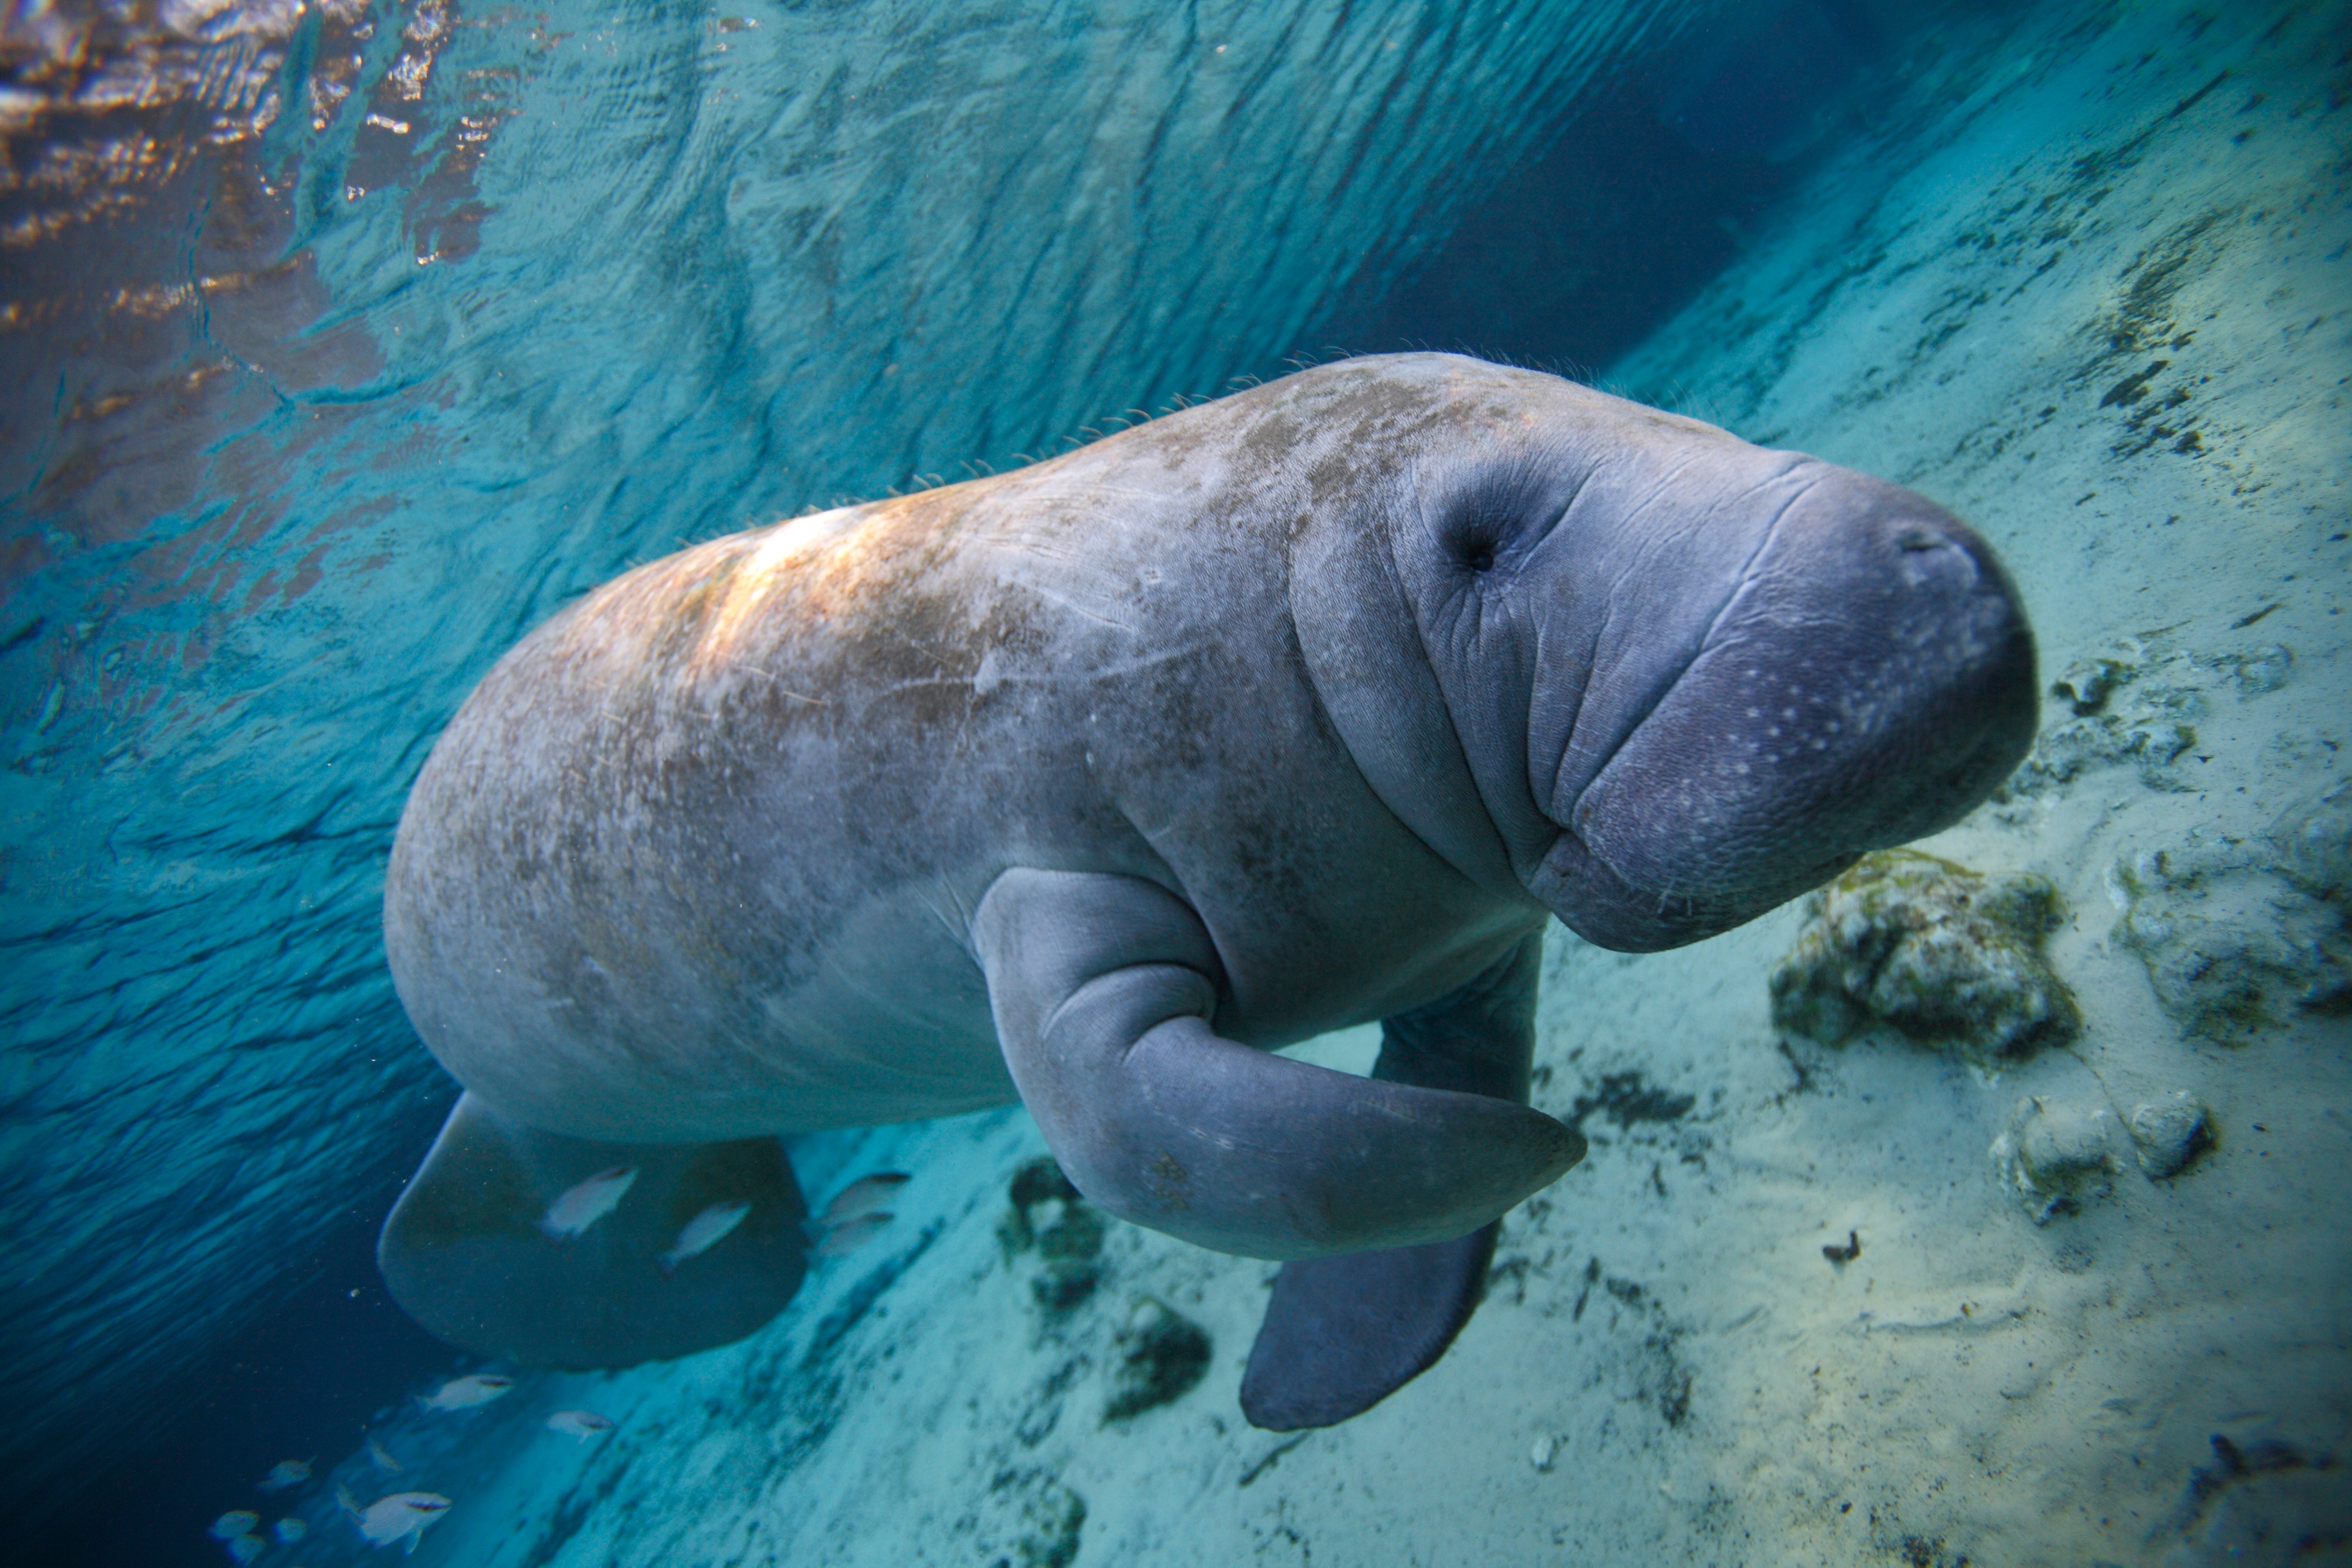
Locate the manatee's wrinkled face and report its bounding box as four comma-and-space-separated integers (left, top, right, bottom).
1506, 447, 2036, 952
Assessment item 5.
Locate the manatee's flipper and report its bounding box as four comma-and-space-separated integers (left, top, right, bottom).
378, 1092, 807, 1369
1243, 934, 1554, 1429
972, 871, 1581, 1259
1240, 1224, 1499, 1429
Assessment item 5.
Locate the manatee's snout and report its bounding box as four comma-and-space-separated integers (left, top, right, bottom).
1536, 470, 2036, 951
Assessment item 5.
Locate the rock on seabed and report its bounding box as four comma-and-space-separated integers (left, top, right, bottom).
1769, 849, 2081, 1064
2111, 787, 2352, 1041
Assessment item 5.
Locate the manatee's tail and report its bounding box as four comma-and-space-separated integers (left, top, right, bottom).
377, 1091, 808, 1369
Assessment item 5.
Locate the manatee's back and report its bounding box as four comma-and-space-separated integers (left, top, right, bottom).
383, 493, 1088, 1142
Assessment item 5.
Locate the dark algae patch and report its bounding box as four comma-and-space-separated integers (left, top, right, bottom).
2098, 358, 2169, 407
967, 1466, 1086, 1568
1104, 1299, 1212, 1422
1001, 1156, 1107, 1315
1564, 1071, 1697, 1132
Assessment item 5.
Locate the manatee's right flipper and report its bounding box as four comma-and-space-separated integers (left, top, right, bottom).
971, 870, 1581, 1259
378, 1091, 807, 1369
1242, 933, 1556, 1429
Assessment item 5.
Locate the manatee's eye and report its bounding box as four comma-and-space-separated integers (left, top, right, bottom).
1439, 481, 1535, 573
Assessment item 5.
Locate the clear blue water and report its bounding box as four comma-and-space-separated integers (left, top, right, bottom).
3, 1, 2343, 1564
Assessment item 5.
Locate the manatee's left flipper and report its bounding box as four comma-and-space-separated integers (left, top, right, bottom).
1242, 933, 1561, 1429
378, 1091, 808, 1369
1238, 1225, 1500, 1430
973, 870, 1581, 1259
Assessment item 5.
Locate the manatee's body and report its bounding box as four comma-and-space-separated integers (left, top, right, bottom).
389, 419, 1527, 1142
381, 354, 2036, 1425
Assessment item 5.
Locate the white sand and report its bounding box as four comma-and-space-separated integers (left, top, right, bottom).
371, 2, 2349, 1563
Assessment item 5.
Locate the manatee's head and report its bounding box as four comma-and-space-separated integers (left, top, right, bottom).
1374, 360, 2037, 951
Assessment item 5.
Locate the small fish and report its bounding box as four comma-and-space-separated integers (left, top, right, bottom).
813, 1172, 909, 1229
658, 1199, 752, 1274
209, 1511, 260, 1541
338, 1486, 452, 1552
813, 1210, 893, 1257
536, 1164, 639, 1240
366, 1435, 404, 1472
257, 1457, 312, 1492
420, 1371, 515, 1410
545, 1409, 614, 1441
274, 1517, 308, 1543
224, 1534, 265, 1566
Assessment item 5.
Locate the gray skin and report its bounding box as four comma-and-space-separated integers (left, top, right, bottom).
381, 352, 2035, 1425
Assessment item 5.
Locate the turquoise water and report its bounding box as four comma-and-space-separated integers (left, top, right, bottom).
4, 2, 2346, 1564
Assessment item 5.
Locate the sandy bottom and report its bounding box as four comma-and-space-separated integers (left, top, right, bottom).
295, 2, 2349, 1564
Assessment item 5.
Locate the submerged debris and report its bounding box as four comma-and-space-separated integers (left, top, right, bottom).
1990, 1097, 2120, 1223
1104, 1298, 1212, 1422
2273, 780, 2352, 904
2112, 789, 2351, 1040
1564, 1070, 1697, 1131
1770, 850, 2080, 1065
1999, 636, 2293, 811
1002, 1157, 1106, 1315
1822, 1230, 1863, 1265
2165, 1435, 2344, 1564
962, 1466, 1086, 1568
2006, 640, 2204, 798
2127, 1091, 2215, 1180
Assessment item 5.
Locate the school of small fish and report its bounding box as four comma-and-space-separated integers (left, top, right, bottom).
536, 1164, 640, 1240
184, 1165, 905, 1556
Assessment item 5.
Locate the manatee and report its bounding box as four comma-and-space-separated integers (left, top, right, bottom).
377, 352, 2035, 1427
